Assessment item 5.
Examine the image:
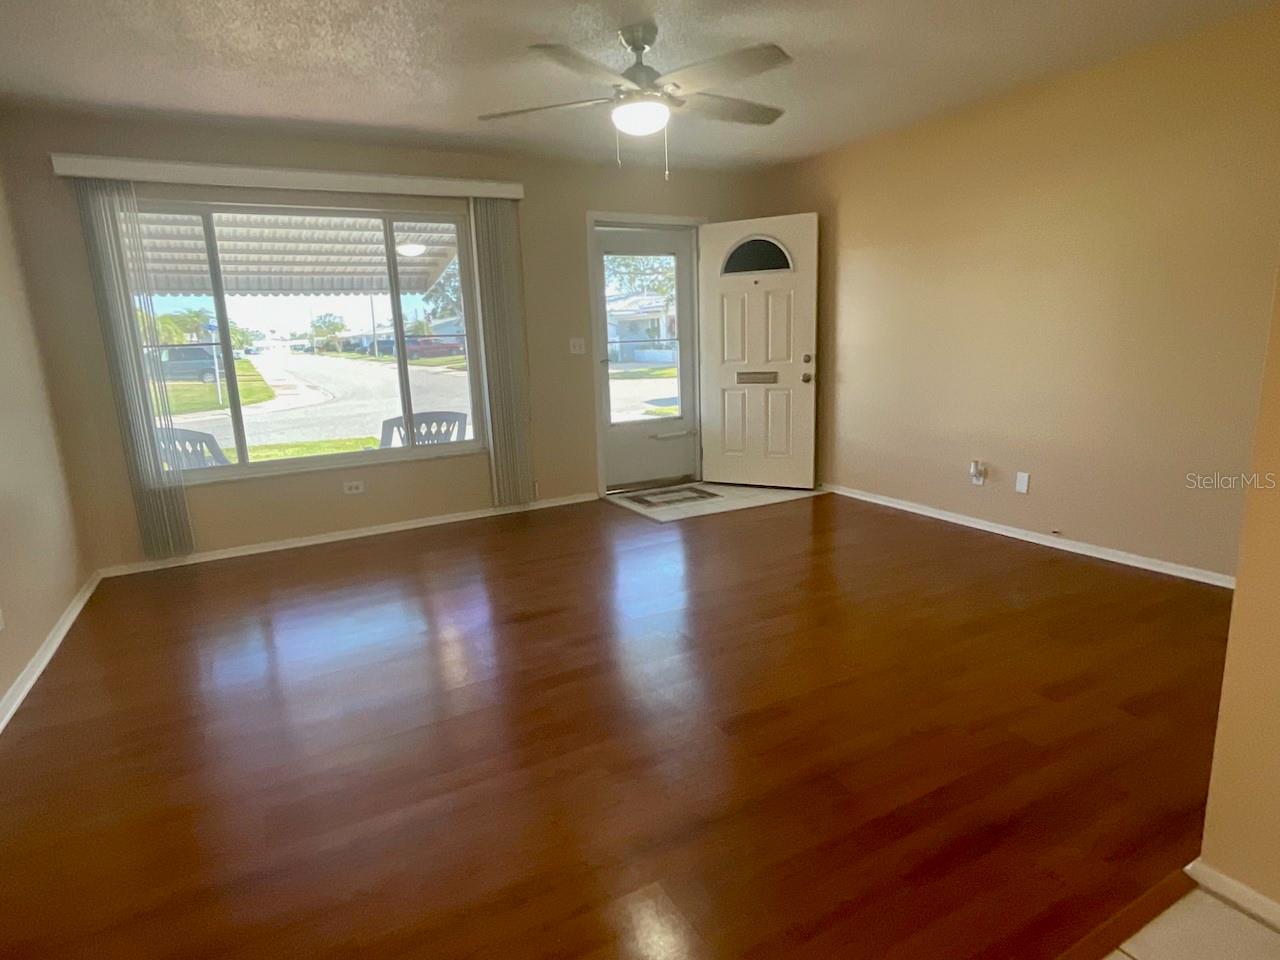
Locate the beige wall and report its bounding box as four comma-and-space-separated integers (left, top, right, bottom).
1200, 269, 1280, 903
0, 162, 84, 697
0, 109, 767, 566
3, 7, 1278, 582
764, 6, 1280, 575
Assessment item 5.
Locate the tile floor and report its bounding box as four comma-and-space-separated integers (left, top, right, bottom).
606, 482, 823, 522
1108, 890, 1280, 959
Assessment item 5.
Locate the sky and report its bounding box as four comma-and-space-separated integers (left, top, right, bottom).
154, 293, 426, 338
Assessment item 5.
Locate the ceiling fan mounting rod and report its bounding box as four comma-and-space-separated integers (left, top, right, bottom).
618, 21, 658, 55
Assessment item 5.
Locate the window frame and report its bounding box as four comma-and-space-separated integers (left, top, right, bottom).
137, 197, 488, 485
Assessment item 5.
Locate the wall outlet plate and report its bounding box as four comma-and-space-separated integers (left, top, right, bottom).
342, 480, 365, 495
569, 337, 587, 355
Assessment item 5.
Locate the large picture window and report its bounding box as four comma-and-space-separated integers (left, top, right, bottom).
135, 202, 483, 478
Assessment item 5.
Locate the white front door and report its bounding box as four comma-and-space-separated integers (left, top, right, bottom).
593, 224, 699, 490
698, 213, 818, 489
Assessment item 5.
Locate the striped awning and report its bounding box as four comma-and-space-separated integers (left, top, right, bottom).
138, 211, 457, 296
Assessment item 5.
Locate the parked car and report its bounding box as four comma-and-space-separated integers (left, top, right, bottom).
244, 345, 260, 355
404, 336, 465, 359
160, 345, 218, 383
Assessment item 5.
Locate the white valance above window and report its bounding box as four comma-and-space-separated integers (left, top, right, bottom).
51, 154, 524, 200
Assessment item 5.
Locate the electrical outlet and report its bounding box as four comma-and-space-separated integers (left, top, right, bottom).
569, 337, 587, 355
342, 479, 365, 495
1015, 471, 1031, 494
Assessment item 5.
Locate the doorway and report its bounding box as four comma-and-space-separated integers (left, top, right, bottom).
591, 221, 699, 491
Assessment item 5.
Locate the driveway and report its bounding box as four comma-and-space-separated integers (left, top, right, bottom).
607, 375, 682, 421
174, 351, 680, 447
177, 351, 475, 445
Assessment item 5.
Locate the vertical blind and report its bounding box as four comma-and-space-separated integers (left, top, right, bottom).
74, 178, 194, 559
472, 198, 536, 507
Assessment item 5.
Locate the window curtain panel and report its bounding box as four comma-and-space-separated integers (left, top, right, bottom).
74, 178, 194, 559
471, 197, 535, 506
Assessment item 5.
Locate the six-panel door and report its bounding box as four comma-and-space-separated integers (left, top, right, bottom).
698, 213, 817, 489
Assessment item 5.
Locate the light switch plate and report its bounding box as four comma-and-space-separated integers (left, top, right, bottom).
1015, 471, 1030, 494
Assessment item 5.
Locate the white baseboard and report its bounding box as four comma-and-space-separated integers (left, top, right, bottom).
1186, 858, 1280, 932
98, 492, 600, 579
5, 485, 1222, 738
820, 483, 1235, 589
0, 573, 102, 736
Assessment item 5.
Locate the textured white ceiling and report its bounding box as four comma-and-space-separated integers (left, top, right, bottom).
0, 0, 1268, 166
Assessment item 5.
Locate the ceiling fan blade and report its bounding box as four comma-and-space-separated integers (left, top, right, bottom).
682, 93, 783, 125
529, 44, 637, 89
478, 98, 613, 121
656, 43, 791, 95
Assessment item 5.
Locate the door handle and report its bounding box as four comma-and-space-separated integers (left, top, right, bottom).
651, 429, 697, 440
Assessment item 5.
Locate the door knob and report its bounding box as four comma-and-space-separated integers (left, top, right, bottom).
801, 372, 813, 383
803, 354, 813, 363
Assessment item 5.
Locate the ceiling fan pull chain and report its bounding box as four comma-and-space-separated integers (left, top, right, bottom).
664, 125, 670, 181
615, 126, 622, 168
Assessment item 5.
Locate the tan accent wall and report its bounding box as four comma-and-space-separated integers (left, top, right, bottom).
0, 163, 84, 695
762, 6, 1280, 575
0, 109, 767, 567
1200, 269, 1280, 903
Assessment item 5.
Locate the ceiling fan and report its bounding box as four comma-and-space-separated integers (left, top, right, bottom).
479, 21, 791, 138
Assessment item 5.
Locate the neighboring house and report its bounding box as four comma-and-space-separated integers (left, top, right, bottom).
606, 292, 676, 363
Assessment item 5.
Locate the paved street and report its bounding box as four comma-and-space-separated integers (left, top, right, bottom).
175, 350, 682, 454
178, 351, 475, 447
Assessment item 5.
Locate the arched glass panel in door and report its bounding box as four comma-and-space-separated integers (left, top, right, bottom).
722, 237, 792, 274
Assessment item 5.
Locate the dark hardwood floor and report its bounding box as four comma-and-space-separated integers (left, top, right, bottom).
0, 495, 1231, 959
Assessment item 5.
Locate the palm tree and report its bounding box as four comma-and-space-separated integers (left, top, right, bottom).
154, 307, 214, 344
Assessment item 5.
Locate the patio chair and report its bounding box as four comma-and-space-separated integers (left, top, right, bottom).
379, 411, 467, 447
156, 428, 231, 470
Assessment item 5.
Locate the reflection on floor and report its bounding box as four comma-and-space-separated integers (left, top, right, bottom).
608, 481, 822, 522
0, 497, 1234, 958
1109, 890, 1280, 959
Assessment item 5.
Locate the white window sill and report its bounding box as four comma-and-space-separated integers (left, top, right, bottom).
179, 439, 486, 486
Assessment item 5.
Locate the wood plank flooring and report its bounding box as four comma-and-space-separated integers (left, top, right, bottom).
0, 495, 1232, 959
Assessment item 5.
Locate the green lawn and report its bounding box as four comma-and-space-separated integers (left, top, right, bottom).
166, 360, 275, 416
610, 366, 677, 380
328, 350, 397, 363
644, 405, 681, 417
412, 355, 467, 370
321, 350, 466, 370
248, 437, 379, 461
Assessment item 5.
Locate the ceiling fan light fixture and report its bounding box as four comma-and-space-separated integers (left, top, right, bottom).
611, 96, 670, 136
395, 242, 428, 257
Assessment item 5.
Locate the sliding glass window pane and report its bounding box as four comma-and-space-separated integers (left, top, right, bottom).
138, 211, 240, 469
603, 254, 679, 423
211, 213, 405, 461
393, 222, 473, 442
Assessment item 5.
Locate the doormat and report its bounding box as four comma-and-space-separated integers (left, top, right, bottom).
607, 482, 824, 523
623, 485, 721, 508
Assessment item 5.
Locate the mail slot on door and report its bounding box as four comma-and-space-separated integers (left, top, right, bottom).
736, 371, 779, 384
